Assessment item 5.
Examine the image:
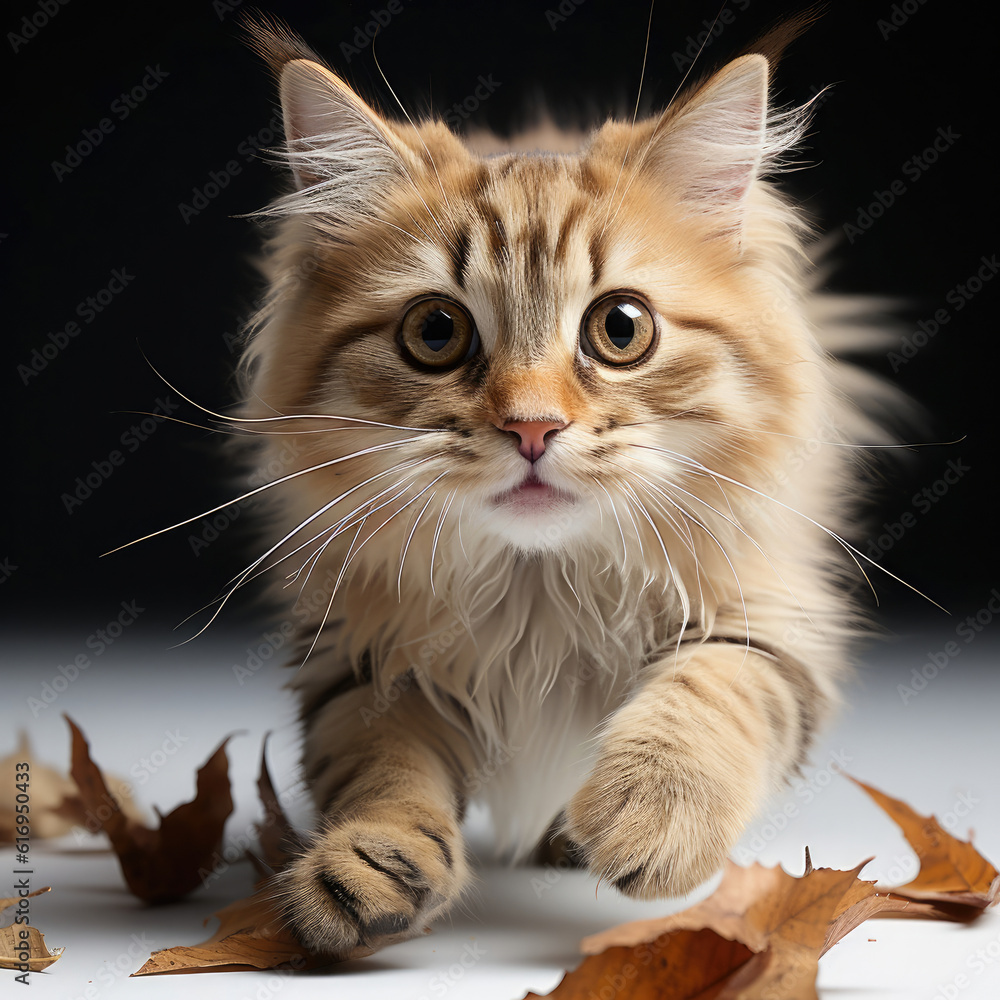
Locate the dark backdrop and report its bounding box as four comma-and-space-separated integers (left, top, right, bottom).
6, 0, 995, 636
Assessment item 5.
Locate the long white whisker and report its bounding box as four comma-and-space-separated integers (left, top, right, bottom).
627, 443, 947, 612
104, 437, 426, 556
398, 480, 448, 599
174, 457, 438, 637
429, 489, 458, 597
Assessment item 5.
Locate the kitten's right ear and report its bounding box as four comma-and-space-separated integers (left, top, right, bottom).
278, 59, 405, 191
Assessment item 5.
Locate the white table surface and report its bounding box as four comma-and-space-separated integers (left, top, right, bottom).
2, 618, 999, 999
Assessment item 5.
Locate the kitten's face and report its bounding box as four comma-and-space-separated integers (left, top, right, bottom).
251, 55, 817, 567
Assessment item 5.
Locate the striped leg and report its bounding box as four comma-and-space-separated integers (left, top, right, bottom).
564, 640, 825, 899
279, 683, 473, 955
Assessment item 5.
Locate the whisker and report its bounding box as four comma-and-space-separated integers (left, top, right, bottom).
626, 443, 947, 613
172, 457, 439, 638
103, 437, 426, 556
398, 481, 447, 600
429, 489, 458, 596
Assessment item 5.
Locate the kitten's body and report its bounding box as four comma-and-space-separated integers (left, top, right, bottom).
236, 22, 885, 954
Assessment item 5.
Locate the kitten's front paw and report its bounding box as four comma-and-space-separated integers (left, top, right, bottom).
277, 808, 467, 956
565, 739, 758, 900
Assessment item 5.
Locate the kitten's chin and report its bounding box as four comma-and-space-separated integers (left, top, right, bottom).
486, 474, 589, 552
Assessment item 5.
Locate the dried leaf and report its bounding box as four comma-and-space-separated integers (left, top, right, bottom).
131, 887, 367, 974
0, 924, 63, 972
65, 714, 233, 903
734, 860, 874, 999
252, 736, 302, 876
0, 888, 63, 972
527, 926, 759, 999
582, 861, 781, 955
0, 731, 141, 843
848, 775, 1000, 917
579, 856, 903, 998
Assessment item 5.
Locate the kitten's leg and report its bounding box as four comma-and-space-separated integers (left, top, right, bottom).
565, 640, 827, 899
279, 683, 473, 955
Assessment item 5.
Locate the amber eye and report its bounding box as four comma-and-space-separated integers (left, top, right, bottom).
581, 294, 656, 366
399, 297, 478, 369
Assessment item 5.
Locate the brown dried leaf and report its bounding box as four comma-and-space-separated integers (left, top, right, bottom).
0, 888, 63, 972
527, 926, 760, 1000
582, 861, 781, 955
0, 731, 141, 843
252, 736, 302, 876
131, 887, 368, 974
0, 924, 63, 972
65, 714, 233, 903
848, 775, 1000, 917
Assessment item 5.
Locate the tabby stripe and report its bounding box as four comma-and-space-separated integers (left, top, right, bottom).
418, 826, 454, 869
451, 224, 471, 289
300, 670, 365, 727
588, 229, 606, 287
555, 199, 587, 266
319, 872, 363, 924
685, 636, 822, 764
674, 673, 753, 742
353, 846, 427, 905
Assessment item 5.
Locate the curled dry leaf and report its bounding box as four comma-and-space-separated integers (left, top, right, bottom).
250, 735, 303, 878
525, 926, 760, 1000
0, 731, 141, 843
65, 714, 233, 904
563, 857, 890, 999
132, 887, 368, 974
133, 737, 354, 974
847, 774, 1000, 918
0, 888, 63, 973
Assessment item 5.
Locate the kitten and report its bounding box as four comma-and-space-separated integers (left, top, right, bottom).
233, 18, 888, 955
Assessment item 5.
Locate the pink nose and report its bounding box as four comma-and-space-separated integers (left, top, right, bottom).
499, 419, 568, 462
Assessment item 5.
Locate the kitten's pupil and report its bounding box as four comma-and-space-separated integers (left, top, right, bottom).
606, 303, 642, 349
421, 309, 454, 352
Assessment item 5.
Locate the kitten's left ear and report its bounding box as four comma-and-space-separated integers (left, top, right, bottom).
641, 54, 797, 241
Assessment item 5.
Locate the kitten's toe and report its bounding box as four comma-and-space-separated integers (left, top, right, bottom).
565, 743, 756, 900
278, 814, 466, 956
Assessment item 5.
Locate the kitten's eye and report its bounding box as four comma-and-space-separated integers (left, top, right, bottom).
399, 297, 478, 369
581, 294, 656, 366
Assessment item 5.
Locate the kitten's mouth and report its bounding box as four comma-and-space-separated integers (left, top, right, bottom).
493, 473, 574, 509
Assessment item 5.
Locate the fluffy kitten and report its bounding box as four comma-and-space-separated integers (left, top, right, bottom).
234, 20, 885, 955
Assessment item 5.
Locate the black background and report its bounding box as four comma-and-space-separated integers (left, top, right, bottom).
6, 0, 995, 636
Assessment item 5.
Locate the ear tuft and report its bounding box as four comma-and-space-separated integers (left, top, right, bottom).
640, 53, 807, 242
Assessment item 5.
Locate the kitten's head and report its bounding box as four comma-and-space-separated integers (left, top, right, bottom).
242, 25, 831, 594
